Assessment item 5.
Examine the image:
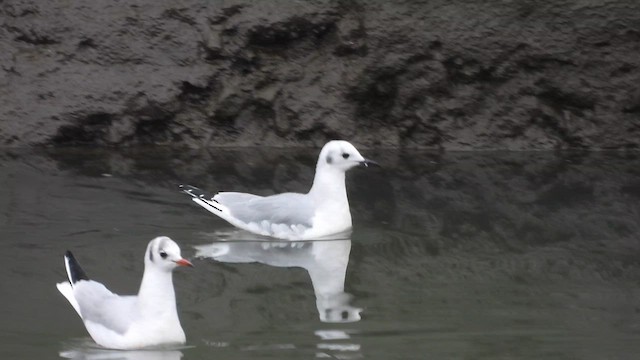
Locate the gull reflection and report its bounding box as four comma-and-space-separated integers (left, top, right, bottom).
194, 232, 362, 323
314, 329, 363, 359
59, 342, 183, 360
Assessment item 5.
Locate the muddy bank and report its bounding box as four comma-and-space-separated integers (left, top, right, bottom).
1, 0, 639, 149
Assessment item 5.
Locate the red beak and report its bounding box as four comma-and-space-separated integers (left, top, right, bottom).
174, 258, 194, 267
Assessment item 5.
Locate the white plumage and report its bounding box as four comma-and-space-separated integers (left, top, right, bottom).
182, 140, 378, 240
56, 236, 193, 350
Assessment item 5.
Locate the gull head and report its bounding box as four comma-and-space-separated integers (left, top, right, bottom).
145, 236, 193, 271
318, 140, 378, 172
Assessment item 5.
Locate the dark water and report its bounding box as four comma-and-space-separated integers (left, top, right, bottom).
1, 147, 640, 359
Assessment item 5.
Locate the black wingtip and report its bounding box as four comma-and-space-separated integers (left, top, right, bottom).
64, 250, 90, 284
179, 184, 216, 199
179, 184, 199, 198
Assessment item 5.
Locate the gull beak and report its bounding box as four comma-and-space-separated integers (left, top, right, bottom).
359, 159, 380, 168
174, 258, 194, 267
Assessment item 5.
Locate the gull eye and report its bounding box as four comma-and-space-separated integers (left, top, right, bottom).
159, 250, 168, 259
342, 153, 350, 159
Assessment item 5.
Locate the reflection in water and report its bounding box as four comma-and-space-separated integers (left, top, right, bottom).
314, 330, 362, 359
194, 231, 362, 323
196, 231, 364, 358
3, 149, 640, 359
59, 340, 184, 360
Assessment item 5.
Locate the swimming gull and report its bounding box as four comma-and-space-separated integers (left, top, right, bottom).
56, 236, 193, 349
181, 140, 378, 240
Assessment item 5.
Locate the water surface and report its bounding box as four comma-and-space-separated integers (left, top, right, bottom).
1, 147, 639, 359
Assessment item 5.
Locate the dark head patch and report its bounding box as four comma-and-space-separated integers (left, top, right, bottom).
149, 248, 154, 262
326, 154, 333, 164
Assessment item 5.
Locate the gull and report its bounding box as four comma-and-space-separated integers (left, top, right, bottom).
181, 140, 378, 240
56, 236, 193, 350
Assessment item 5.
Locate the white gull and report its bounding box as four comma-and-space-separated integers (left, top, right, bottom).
56, 236, 193, 350
181, 140, 378, 240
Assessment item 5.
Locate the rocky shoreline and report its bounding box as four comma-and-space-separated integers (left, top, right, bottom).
2, 0, 639, 149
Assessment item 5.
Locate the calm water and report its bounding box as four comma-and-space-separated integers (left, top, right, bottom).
1, 147, 640, 359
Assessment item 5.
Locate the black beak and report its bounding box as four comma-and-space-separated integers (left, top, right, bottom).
360, 159, 380, 168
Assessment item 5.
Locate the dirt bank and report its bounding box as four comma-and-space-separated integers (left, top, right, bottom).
1, 0, 639, 149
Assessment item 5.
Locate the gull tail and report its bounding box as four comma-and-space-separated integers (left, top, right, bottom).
64, 250, 90, 285
180, 184, 256, 233
180, 184, 214, 199
179, 184, 223, 213
57, 251, 87, 317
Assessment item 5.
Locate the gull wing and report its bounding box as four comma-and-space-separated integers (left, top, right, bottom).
72, 280, 137, 335
215, 192, 315, 228
213, 192, 263, 206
